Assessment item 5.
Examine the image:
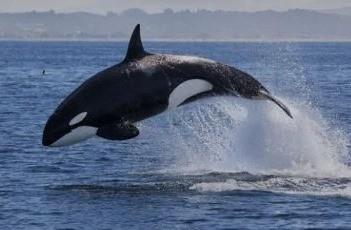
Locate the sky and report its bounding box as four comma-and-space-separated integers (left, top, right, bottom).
1, 0, 351, 14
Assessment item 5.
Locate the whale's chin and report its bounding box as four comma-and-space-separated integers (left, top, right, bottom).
46, 126, 98, 147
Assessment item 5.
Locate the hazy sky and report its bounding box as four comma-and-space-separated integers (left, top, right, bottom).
1, 0, 351, 13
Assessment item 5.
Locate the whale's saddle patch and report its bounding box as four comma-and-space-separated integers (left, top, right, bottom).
97, 123, 139, 140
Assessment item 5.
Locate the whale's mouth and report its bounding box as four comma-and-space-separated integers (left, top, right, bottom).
42, 130, 65, 146
42, 123, 67, 146
258, 89, 293, 119
42, 113, 70, 146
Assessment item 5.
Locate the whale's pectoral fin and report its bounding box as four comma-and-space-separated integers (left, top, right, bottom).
97, 123, 139, 140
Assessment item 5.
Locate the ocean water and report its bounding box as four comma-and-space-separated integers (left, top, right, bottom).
1, 41, 351, 229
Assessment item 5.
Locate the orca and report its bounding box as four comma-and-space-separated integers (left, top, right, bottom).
42, 24, 292, 147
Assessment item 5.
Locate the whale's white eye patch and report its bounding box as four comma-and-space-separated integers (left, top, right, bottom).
69, 112, 88, 126
168, 79, 213, 109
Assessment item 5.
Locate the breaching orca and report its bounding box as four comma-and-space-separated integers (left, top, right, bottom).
42, 24, 292, 147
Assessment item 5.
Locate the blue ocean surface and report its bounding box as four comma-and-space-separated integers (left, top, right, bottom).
1, 41, 351, 229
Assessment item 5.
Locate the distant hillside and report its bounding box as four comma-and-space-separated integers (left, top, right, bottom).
1, 9, 351, 41
321, 7, 351, 16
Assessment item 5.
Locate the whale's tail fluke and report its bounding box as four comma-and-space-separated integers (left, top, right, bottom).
258, 89, 293, 119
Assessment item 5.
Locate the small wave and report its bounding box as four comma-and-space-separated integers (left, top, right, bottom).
25, 165, 76, 174
51, 172, 351, 199
190, 174, 351, 198
52, 182, 190, 194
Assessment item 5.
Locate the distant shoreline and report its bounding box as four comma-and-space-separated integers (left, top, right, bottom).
1, 9, 351, 42
1, 38, 351, 43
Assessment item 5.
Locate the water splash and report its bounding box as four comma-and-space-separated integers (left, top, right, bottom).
140, 43, 351, 195
154, 96, 350, 178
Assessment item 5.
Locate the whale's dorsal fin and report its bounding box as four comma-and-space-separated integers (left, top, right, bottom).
124, 24, 148, 62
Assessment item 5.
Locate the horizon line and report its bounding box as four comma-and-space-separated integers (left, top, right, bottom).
0, 7, 345, 16
2, 38, 351, 43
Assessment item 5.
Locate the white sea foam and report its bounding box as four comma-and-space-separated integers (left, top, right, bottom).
157, 96, 351, 178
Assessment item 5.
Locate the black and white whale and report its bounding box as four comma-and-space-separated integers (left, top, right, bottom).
42, 24, 292, 147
